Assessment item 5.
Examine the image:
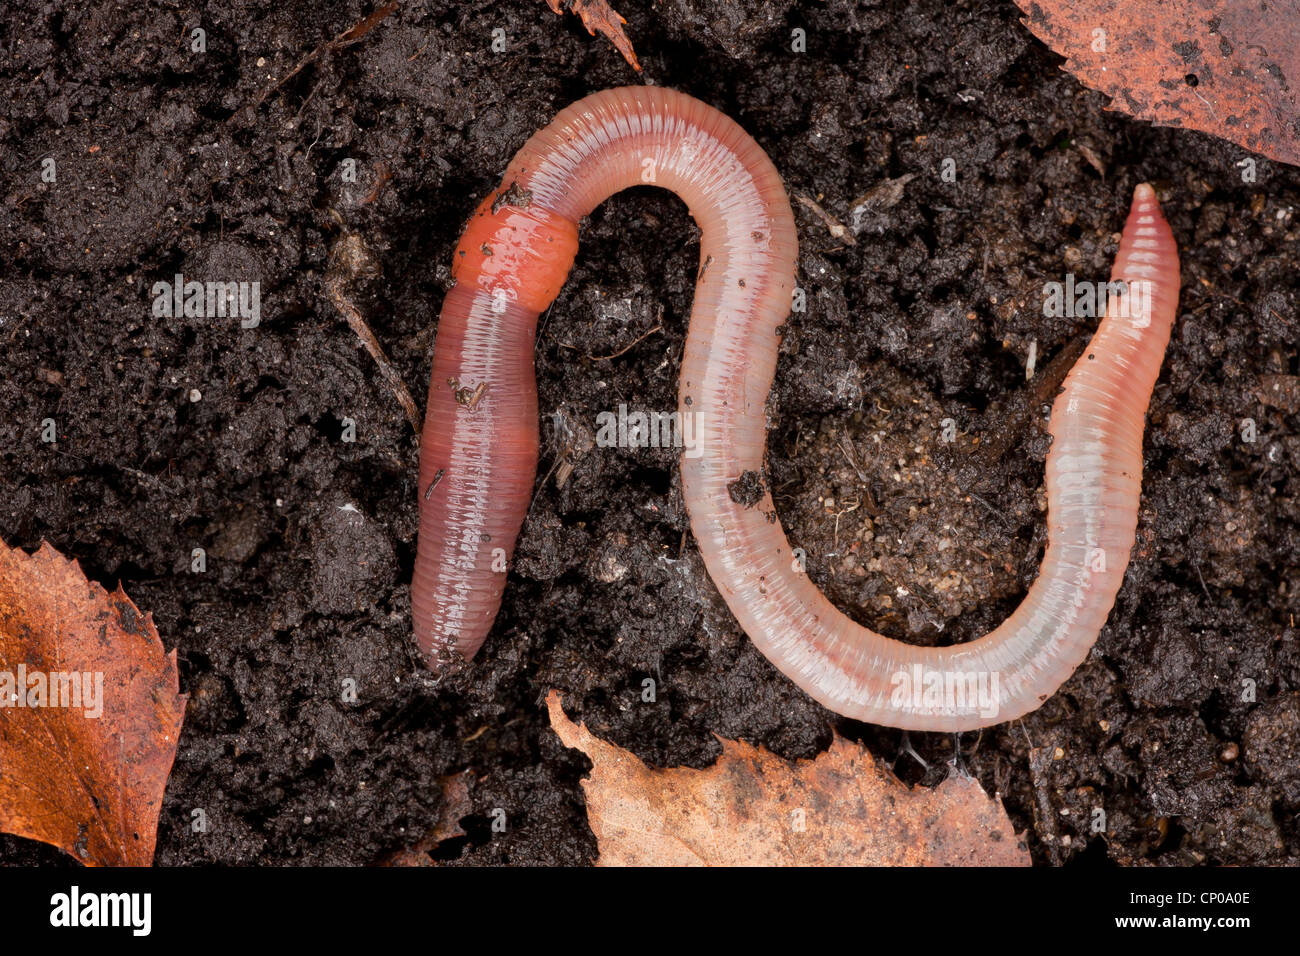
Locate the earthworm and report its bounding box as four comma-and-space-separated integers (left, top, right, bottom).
413, 86, 1180, 731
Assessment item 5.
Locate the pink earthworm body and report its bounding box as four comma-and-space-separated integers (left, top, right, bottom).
413, 86, 1180, 731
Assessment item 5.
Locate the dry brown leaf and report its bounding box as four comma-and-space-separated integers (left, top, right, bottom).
1017, 0, 1300, 166
383, 770, 473, 866
543, 0, 642, 72
546, 691, 1029, 866
0, 541, 186, 866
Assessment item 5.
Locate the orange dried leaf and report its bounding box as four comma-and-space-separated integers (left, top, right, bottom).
543, 0, 642, 72
545, 691, 1029, 866
0, 541, 186, 866
1017, 0, 1300, 166
384, 770, 473, 866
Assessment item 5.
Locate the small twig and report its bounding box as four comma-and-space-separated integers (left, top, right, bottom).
967, 492, 1014, 531
972, 332, 1087, 470
526, 450, 565, 522
1193, 560, 1211, 599
1203, 287, 1286, 325
229, 1, 399, 124
423, 468, 445, 500
325, 232, 422, 439
830, 495, 860, 552
54, 449, 175, 493
407, 29, 436, 62
837, 431, 881, 515
362, 162, 394, 205
586, 324, 662, 361
794, 193, 856, 246
837, 433, 869, 483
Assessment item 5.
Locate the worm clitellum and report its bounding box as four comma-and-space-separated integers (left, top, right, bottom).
412, 86, 1180, 731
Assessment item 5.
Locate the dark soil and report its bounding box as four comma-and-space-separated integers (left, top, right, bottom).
1, 0, 1297, 866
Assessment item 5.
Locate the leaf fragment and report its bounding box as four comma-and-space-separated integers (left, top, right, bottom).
546, 691, 1029, 866
1017, 0, 1300, 166
543, 0, 642, 72
0, 541, 186, 866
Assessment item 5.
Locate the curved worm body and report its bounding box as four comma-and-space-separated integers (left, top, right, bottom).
414, 86, 1180, 730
